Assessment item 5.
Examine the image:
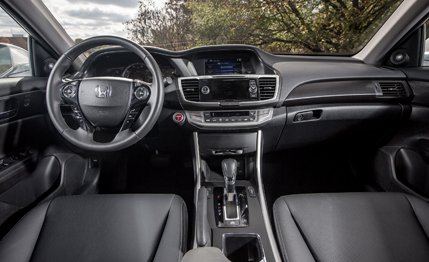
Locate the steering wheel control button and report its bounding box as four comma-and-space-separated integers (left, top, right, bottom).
123, 119, 133, 130
134, 86, 150, 101
62, 85, 77, 98
173, 112, 186, 125
201, 85, 210, 95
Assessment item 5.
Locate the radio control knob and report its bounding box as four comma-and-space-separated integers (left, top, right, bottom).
249, 80, 258, 94
201, 86, 210, 95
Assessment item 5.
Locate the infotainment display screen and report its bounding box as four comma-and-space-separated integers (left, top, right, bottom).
205, 58, 243, 75
200, 79, 257, 102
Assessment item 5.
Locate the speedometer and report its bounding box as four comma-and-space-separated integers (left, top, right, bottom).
122, 63, 153, 82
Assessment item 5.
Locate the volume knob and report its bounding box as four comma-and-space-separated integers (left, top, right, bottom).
201, 86, 210, 95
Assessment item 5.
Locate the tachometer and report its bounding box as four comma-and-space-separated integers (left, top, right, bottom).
122, 62, 153, 82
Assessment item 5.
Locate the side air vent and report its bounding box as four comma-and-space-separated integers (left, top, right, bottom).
378, 81, 407, 97
258, 77, 277, 100
181, 78, 200, 102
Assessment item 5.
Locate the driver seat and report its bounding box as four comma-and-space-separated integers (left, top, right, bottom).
0, 194, 188, 262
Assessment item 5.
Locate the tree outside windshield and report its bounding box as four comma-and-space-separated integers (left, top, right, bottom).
44, 0, 403, 55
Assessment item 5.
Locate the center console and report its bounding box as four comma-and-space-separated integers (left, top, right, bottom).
178, 75, 279, 130
180, 57, 282, 260
192, 131, 281, 262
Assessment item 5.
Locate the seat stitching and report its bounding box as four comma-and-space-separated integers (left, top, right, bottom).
151, 195, 175, 262
403, 194, 429, 242
179, 197, 187, 262
177, 195, 184, 262
170, 195, 186, 262
283, 199, 318, 262
182, 199, 187, 258
29, 199, 54, 262
273, 199, 290, 262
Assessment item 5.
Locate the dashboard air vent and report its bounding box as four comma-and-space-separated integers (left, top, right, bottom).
378, 81, 407, 97
259, 77, 277, 100
181, 78, 200, 102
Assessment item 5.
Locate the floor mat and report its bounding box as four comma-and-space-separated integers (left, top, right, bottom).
262, 146, 365, 211
99, 147, 195, 246
101, 149, 194, 202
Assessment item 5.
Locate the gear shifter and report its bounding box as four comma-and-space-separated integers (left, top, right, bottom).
214, 158, 249, 227
222, 158, 237, 202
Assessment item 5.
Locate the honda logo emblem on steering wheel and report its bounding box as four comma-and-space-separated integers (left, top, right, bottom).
95, 84, 112, 98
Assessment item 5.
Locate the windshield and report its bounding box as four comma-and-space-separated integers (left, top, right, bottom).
43, 0, 403, 55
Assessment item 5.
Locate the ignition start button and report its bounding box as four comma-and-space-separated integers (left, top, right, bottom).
173, 112, 186, 124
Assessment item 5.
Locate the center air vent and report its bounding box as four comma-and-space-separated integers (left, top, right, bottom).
258, 77, 277, 100
181, 78, 200, 102
377, 81, 407, 97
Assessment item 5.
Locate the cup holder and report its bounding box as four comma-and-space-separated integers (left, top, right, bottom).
222, 233, 266, 262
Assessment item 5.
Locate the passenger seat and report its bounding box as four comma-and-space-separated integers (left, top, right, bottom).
273, 193, 429, 262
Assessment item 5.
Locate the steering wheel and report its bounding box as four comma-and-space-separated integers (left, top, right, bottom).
46, 36, 164, 152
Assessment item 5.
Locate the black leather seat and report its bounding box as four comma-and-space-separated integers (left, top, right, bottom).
273, 193, 429, 262
0, 194, 188, 262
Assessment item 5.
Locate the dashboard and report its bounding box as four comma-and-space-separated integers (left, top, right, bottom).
83, 48, 270, 81
80, 45, 413, 151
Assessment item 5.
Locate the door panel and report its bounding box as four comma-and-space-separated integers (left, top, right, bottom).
0, 155, 60, 225
0, 76, 61, 235
373, 68, 429, 200
0, 6, 101, 236
0, 77, 48, 157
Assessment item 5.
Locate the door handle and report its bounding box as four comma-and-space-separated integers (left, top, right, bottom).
0, 109, 17, 120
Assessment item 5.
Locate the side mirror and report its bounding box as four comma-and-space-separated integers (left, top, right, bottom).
0, 44, 13, 76
0, 43, 30, 78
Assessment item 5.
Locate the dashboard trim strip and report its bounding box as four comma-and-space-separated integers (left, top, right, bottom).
256, 130, 282, 262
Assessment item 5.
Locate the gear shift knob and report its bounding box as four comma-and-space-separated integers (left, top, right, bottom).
222, 158, 237, 199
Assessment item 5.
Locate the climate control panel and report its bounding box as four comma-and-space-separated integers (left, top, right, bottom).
203, 111, 257, 123
185, 108, 273, 129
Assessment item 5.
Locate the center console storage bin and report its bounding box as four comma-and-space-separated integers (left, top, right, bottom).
198, 133, 257, 157
222, 233, 265, 262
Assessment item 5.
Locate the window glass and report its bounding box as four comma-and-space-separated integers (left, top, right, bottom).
423, 20, 429, 66
42, 0, 403, 55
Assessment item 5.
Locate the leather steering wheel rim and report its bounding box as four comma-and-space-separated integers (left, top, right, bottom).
46, 36, 164, 152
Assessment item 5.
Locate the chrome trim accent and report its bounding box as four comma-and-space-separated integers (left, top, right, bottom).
212, 149, 243, 155
192, 132, 202, 248
256, 130, 282, 262
185, 108, 273, 129
222, 233, 266, 262
178, 74, 280, 106
223, 194, 240, 221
